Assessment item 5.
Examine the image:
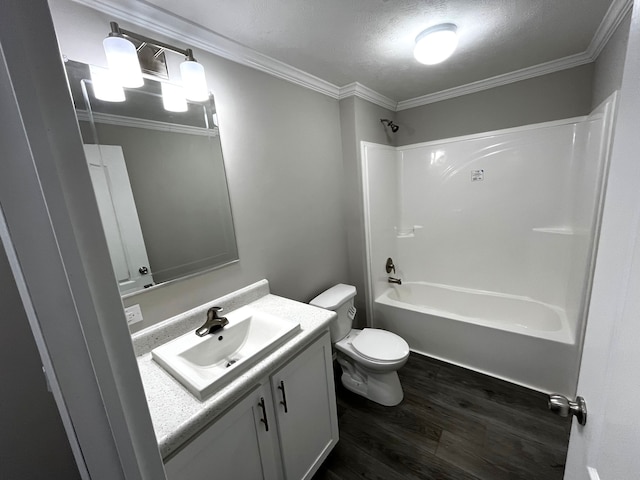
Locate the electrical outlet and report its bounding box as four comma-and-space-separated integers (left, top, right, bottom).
125, 304, 143, 325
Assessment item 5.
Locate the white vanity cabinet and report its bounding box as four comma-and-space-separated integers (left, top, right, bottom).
164, 383, 281, 480
164, 331, 338, 480
270, 332, 339, 479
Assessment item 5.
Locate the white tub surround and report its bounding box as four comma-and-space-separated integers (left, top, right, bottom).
362, 94, 617, 396
132, 279, 337, 459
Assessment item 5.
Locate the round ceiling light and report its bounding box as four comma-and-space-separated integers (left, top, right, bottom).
414, 23, 458, 65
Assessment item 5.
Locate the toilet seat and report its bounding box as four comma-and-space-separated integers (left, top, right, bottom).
351, 328, 409, 363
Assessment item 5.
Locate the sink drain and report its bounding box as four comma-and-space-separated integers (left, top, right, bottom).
226, 359, 237, 368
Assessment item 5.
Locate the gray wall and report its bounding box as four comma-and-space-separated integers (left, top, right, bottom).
592, 13, 632, 109
395, 64, 594, 145
50, 0, 349, 330
0, 249, 80, 480
339, 97, 396, 325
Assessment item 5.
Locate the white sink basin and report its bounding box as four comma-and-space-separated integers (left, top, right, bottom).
151, 305, 301, 400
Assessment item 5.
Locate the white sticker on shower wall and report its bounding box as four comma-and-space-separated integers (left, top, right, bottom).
471, 169, 484, 181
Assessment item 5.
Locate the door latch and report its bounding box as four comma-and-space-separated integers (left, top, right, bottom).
548, 394, 587, 425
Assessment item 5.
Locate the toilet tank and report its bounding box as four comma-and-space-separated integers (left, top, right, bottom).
310, 284, 356, 342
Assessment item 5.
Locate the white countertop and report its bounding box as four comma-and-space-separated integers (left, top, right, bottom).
132, 280, 336, 459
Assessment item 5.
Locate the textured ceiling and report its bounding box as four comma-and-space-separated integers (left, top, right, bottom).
145, 0, 614, 101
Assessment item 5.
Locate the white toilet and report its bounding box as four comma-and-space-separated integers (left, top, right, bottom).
310, 284, 409, 406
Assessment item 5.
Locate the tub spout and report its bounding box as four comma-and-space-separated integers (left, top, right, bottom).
388, 277, 402, 285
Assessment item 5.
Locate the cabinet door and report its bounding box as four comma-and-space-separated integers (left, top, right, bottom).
164, 384, 281, 480
271, 332, 339, 480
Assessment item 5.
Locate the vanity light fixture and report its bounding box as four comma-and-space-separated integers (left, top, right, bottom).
161, 82, 188, 112
103, 30, 144, 88
102, 22, 209, 107
414, 23, 458, 65
180, 59, 209, 102
89, 65, 126, 102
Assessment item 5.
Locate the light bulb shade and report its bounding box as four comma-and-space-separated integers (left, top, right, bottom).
89, 65, 125, 102
414, 24, 458, 65
161, 82, 188, 112
180, 60, 209, 102
103, 35, 144, 88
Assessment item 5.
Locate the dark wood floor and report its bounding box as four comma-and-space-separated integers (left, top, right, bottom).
313, 353, 571, 480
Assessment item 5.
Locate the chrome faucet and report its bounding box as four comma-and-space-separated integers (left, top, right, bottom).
388, 277, 402, 285
195, 306, 229, 336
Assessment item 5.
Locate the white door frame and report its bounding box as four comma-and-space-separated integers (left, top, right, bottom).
0, 1, 166, 478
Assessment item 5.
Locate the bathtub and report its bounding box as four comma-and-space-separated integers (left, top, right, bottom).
374, 282, 579, 396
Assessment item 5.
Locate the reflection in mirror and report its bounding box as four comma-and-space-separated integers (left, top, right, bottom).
65, 60, 238, 296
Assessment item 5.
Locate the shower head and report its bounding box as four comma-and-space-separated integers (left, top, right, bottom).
381, 119, 399, 133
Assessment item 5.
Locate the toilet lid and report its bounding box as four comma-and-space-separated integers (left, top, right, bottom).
351, 328, 409, 362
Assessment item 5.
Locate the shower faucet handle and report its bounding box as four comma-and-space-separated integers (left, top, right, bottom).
386, 257, 396, 274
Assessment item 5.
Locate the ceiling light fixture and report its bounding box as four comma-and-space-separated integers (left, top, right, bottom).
102, 22, 209, 108
414, 23, 458, 65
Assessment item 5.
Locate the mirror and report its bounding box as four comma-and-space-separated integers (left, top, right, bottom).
65, 60, 238, 296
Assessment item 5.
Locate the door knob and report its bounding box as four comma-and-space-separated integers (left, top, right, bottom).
139, 266, 149, 275
548, 394, 587, 425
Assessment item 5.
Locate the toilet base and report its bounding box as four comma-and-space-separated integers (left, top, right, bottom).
337, 356, 404, 406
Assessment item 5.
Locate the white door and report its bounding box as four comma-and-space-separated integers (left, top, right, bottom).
563, 3, 640, 478
83, 144, 154, 294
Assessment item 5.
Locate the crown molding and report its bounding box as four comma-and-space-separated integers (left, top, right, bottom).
72, 0, 633, 113
587, 0, 633, 59
71, 0, 341, 99
338, 83, 398, 111
396, 51, 593, 111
